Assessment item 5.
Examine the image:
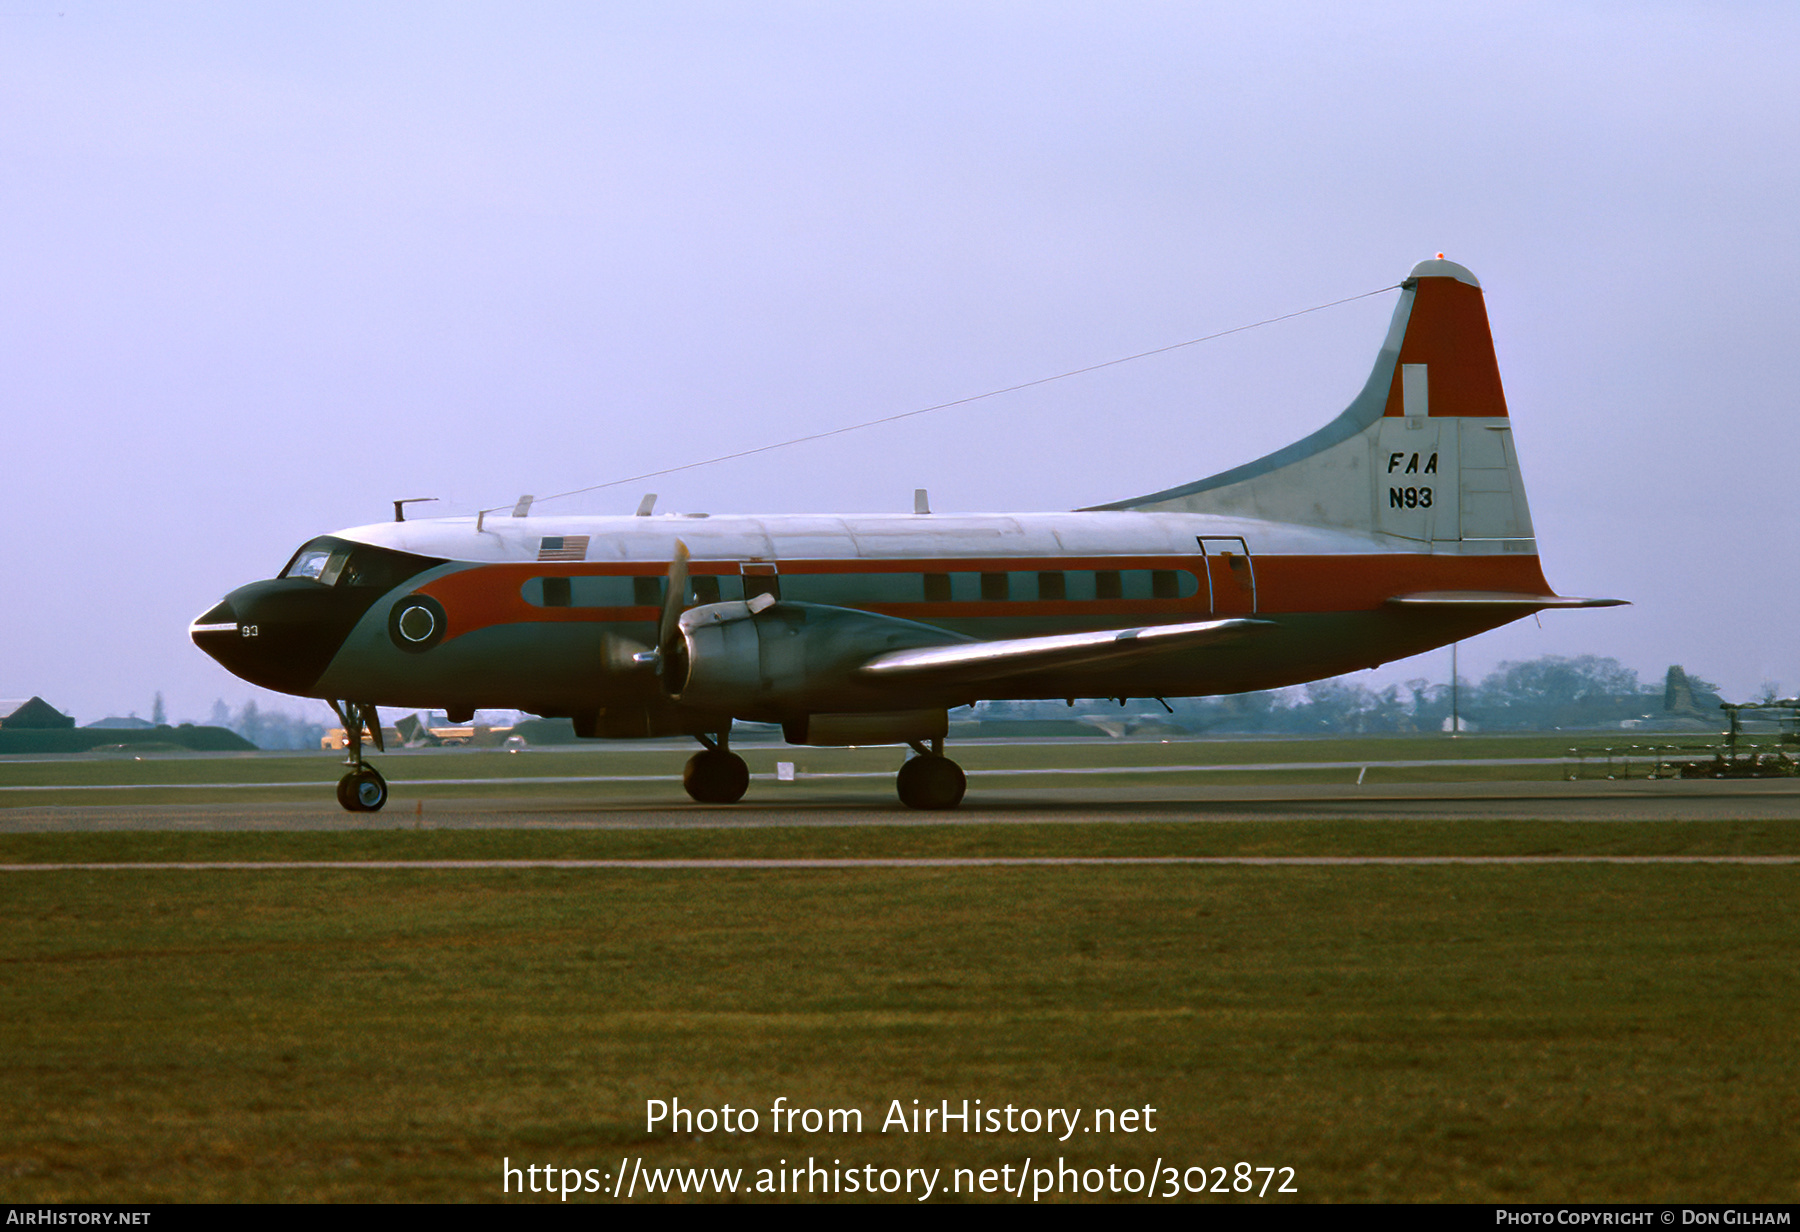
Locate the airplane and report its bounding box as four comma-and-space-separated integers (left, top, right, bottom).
191, 257, 1621, 812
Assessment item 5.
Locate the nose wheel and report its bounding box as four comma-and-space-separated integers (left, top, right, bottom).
336, 767, 389, 812
330, 700, 389, 813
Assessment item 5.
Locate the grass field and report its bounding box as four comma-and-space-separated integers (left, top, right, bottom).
2, 823, 1797, 1203
2, 739, 1795, 1203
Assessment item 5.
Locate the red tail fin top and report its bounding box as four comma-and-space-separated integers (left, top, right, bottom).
1382, 260, 1509, 418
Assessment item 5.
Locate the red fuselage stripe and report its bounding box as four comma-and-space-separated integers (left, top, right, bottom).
413, 553, 1554, 643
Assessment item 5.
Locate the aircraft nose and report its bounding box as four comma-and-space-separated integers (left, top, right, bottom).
190, 599, 242, 662
190, 599, 238, 640
190, 580, 372, 695
190, 594, 265, 681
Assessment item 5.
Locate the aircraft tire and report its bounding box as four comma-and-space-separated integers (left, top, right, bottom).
340, 768, 388, 812
896, 754, 966, 810
683, 749, 749, 804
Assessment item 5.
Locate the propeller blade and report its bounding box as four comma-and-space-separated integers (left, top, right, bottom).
656, 540, 690, 668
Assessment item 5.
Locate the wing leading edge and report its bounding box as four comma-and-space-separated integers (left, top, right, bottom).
858, 617, 1270, 684
1386, 591, 1627, 609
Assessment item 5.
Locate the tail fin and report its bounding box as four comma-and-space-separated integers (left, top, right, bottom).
395, 713, 436, 747
1091, 258, 1535, 548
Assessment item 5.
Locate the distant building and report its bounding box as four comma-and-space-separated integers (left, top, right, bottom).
0, 697, 75, 729
83, 715, 158, 730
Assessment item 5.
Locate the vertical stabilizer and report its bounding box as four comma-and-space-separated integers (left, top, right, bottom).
1090, 258, 1536, 548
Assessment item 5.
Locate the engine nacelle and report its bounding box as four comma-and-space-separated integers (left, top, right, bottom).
782, 709, 948, 746
669, 598, 964, 720
570, 702, 733, 740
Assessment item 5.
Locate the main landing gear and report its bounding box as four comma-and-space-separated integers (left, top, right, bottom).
678, 727, 965, 809
330, 700, 388, 813
683, 729, 750, 804
897, 738, 966, 810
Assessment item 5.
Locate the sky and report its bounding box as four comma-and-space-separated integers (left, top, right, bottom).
3, 1, 1797, 726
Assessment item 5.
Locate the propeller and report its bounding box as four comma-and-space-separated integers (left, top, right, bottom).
635, 540, 691, 684
659, 539, 690, 663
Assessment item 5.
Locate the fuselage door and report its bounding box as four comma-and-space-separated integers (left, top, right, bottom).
1196, 536, 1256, 614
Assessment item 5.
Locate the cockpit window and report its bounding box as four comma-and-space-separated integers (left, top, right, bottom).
283, 546, 340, 581
279, 537, 447, 591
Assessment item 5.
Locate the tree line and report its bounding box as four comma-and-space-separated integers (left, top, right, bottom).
177, 655, 1745, 747
980, 656, 1736, 734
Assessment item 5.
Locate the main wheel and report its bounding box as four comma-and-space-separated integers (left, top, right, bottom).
683, 749, 749, 804
896, 754, 966, 810
339, 767, 389, 812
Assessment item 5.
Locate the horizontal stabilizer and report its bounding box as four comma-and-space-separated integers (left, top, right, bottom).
1387, 591, 1628, 609
859, 617, 1269, 684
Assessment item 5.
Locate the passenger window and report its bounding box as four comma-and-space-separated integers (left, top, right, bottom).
692, 575, 721, 604
632, 576, 663, 606
543, 577, 572, 607
1095, 570, 1122, 600
923, 574, 952, 602
1152, 570, 1180, 599
980, 572, 1009, 600
1037, 571, 1066, 600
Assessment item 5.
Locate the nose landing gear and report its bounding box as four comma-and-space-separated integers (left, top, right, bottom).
336, 766, 389, 811
330, 700, 389, 812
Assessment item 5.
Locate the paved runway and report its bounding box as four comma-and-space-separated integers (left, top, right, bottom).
4, 778, 1797, 831
5, 854, 1797, 871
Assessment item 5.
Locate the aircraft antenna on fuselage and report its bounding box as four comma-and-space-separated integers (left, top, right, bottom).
467, 281, 1402, 521
392, 498, 438, 523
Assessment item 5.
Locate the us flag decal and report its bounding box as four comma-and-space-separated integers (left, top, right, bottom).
537, 535, 590, 562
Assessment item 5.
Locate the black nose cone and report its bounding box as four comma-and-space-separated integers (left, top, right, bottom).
189, 599, 242, 660
191, 580, 373, 696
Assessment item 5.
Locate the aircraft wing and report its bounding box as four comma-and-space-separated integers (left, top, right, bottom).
1387, 591, 1628, 609
857, 616, 1269, 684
